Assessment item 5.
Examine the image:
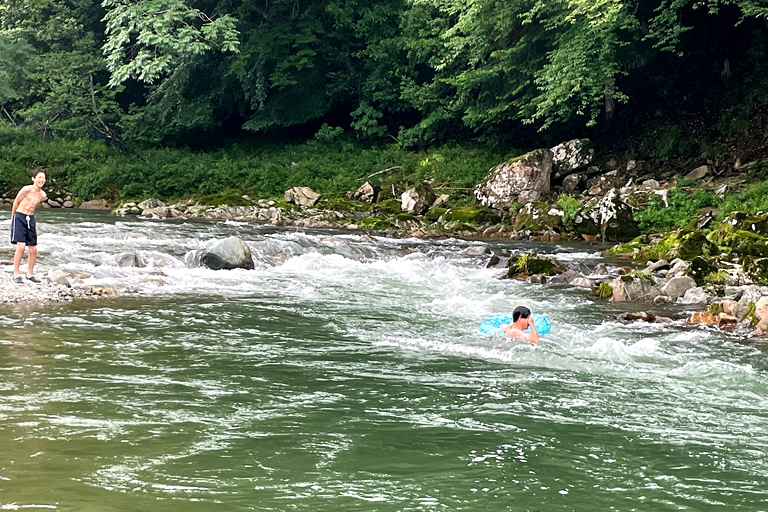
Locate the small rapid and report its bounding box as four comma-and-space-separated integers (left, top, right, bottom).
2, 210, 768, 511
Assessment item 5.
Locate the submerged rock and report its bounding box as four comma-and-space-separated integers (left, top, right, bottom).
197, 236, 255, 270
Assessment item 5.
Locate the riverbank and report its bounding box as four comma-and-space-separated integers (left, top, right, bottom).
0, 270, 91, 303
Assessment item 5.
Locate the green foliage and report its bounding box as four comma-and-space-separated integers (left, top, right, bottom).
634, 188, 719, 232
556, 193, 582, 223
721, 180, 768, 214
704, 270, 728, 285
101, 0, 240, 86
315, 124, 344, 141
0, 127, 504, 204
590, 282, 613, 299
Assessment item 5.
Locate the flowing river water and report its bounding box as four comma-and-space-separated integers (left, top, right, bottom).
1, 210, 768, 511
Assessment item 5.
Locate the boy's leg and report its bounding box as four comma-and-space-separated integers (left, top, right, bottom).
12, 242, 26, 277
27, 245, 37, 277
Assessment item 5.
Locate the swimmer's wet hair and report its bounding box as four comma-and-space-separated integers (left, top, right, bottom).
512, 306, 531, 322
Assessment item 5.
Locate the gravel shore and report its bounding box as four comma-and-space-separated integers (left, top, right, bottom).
0, 270, 91, 304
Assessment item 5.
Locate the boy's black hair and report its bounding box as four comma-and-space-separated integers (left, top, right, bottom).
512, 306, 531, 322
31, 168, 46, 177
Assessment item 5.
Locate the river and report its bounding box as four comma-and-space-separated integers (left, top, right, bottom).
2, 210, 767, 511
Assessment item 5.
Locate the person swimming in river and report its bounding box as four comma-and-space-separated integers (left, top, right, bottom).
10, 168, 47, 284
501, 306, 540, 344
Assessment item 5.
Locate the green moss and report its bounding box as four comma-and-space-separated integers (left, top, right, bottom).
590, 282, 613, 299
200, 192, 253, 207
359, 217, 395, 231
442, 206, 501, 225
704, 271, 728, 284
507, 252, 565, 278
425, 207, 447, 222
323, 198, 372, 212
395, 212, 416, 222
373, 199, 402, 215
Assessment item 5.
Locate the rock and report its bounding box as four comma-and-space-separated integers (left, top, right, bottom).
569, 277, 594, 288
505, 253, 566, 279
285, 186, 321, 207
401, 182, 437, 215
661, 276, 697, 301
432, 194, 450, 209
138, 198, 166, 210
199, 236, 255, 270
685, 311, 738, 329
645, 259, 670, 273
677, 287, 709, 304
351, 182, 378, 203
550, 139, 594, 178
561, 173, 582, 193
475, 148, 552, 208
587, 189, 640, 242
608, 275, 661, 302
115, 252, 144, 268
466, 245, 490, 257
47, 269, 72, 287
684, 165, 711, 181
616, 312, 661, 323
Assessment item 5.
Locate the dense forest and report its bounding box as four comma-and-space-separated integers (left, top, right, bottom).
1, 0, 768, 202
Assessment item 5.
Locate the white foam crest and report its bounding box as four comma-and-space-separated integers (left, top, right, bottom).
668, 360, 756, 380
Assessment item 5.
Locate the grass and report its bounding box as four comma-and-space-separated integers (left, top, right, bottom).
0, 126, 505, 203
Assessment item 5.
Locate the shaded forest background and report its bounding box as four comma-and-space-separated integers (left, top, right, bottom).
2, 0, 768, 204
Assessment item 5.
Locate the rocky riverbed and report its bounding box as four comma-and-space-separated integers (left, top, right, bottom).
0, 270, 91, 304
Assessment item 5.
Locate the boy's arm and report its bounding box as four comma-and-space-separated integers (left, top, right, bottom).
526, 318, 540, 344
11, 186, 30, 215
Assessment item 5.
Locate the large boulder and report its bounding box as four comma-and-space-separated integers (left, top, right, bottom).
285, 187, 321, 207
586, 189, 640, 242
608, 275, 662, 302
349, 181, 379, 203
475, 148, 552, 209
550, 139, 595, 179
401, 182, 437, 215
199, 237, 255, 270
78, 199, 110, 210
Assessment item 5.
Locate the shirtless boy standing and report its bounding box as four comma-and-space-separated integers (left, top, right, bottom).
10, 168, 47, 283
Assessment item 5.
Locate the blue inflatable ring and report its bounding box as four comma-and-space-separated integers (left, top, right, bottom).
479, 313, 551, 336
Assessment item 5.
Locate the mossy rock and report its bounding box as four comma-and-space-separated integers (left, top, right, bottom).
200, 192, 253, 207
376, 185, 404, 202
606, 236, 646, 258
573, 213, 599, 237
513, 202, 564, 233
425, 207, 447, 222
359, 217, 395, 231
685, 255, 719, 286
373, 198, 402, 215
506, 253, 566, 279
323, 198, 372, 212
590, 282, 613, 299
395, 212, 416, 222
444, 221, 477, 233
442, 206, 501, 226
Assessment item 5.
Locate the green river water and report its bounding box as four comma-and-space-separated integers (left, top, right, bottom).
1, 211, 767, 511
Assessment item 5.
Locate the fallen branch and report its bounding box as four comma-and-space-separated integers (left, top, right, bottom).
361, 166, 402, 181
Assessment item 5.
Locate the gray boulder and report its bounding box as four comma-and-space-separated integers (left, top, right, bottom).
285, 187, 321, 207
661, 276, 697, 301
200, 237, 255, 270
401, 182, 437, 215
475, 148, 552, 209
550, 139, 594, 179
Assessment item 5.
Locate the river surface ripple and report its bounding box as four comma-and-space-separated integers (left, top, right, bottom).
1, 210, 767, 511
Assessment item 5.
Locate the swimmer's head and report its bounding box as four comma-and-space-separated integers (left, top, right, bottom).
512, 306, 531, 322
